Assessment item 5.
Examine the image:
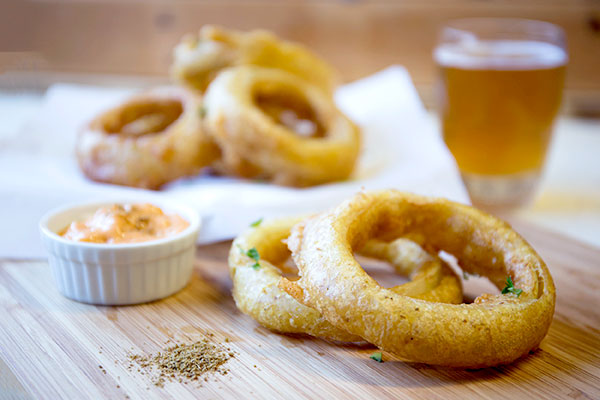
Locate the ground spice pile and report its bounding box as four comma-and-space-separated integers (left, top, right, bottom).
129, 338, 234, 387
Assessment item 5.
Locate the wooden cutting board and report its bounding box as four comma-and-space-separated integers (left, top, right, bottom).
1, 219, 599, 400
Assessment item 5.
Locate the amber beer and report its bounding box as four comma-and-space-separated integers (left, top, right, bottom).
436, 38, 567, 207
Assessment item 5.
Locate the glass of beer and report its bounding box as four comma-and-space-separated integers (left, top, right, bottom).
435, 18, 567, 209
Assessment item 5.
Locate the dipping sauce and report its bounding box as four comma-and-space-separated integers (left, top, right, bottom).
60, 203, 189, 244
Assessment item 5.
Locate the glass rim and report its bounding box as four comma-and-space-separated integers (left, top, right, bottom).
440, 17, 566, 41
434, 17, 568, 69
442, 17, 564, 31
437, 17, 567, 54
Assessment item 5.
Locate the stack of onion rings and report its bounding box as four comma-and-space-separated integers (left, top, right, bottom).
229, 217, 462, 342
280, 190, 556, 368
204, 66, 360, 186
79, 27, 360, 188
171, 25, 338, 94
76, 86, 219, 189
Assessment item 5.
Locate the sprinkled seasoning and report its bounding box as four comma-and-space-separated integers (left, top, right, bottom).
129, 338, 234, 387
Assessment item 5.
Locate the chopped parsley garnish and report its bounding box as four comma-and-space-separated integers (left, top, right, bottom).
198, 107, 206, 118
370, 352, 383, 363
236, 245, 261, 269
246, 247, 259, 261
250, 218, 263, 227
501, 276, 523, 297
245, 247, 260, 270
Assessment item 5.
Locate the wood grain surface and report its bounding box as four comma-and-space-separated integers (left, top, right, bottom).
2, 0, 600, 114
0, 219, 599, 400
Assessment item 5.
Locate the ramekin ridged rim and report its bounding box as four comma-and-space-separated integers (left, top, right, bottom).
38, 198, 201, 305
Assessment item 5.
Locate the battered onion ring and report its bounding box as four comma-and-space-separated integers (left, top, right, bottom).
229, 217, 462, 342
77, 86, 220, 189
281, 190, 556, 368
171, 25, 338, 94
204, 66, 361, 186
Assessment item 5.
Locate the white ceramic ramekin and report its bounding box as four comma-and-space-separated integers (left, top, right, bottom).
39, 200, 201, 305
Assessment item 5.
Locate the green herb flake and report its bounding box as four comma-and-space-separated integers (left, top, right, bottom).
238, 247, 260, 270
198, 107, 207, 118
370, 352, 383, 363
501, 276, 523, 297
246, 247, 260, 261
250, 218, 263, 227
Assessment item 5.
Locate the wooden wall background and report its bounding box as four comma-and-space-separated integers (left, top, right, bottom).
1, 0, 599, 112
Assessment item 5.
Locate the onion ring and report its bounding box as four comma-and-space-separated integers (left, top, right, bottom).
77, 86, 220, 189
229, 217, 462, 342
204, 66, 360, 186
171, 25, 338, 94
281, 190, 556, 368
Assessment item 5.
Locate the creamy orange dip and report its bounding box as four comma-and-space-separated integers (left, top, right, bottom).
61, 203, 189, 244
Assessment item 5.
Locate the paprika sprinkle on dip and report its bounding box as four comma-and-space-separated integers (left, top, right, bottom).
60, 203, 189, 244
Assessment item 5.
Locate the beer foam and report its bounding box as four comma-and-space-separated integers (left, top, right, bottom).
434, 40, 567, 70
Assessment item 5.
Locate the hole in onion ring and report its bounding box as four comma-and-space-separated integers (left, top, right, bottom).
278, 254, 413, 287
359, 249, 498, 300
355, 255, 411, 288
253, 87, 325, 138
437, 251, 499, 303
103, 99, 184, 137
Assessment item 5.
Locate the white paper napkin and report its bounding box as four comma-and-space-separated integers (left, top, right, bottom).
0, 66, 468, 259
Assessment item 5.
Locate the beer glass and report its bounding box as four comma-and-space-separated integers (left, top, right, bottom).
435, 18, 567, 209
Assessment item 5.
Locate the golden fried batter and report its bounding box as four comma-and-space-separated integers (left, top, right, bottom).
204, 66, 360, 186
230, 216, 462, 342
171, 25, 338, 94
282, 190, 556, 368
77, 87, 220, 189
